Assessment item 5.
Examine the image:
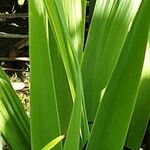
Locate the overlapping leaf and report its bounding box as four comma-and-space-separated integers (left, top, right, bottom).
42, 135, 65, 150
86, 0, 150, 149
1, 0, 150, 149
82, 0, 142, 122
0, 67, 30, 150
49, 24, 73, 135
63, 0, 86, 60
43, 0, 89, 149
30, 1, 61, 149
125, 32, 150, 150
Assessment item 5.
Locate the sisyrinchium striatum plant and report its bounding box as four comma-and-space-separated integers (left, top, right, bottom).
0, 0, 150, 149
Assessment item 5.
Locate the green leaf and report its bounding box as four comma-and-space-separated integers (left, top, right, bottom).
48, 23, 73, 135
125, 32, 150, 150
63, 86, 82, 150
0, 68, 10, 83
0, 70, 30, 150
43, 0, 89, 148
42, 135, 65, 150
63, 0, 86, 60
82, 0, 142, 122
86, 0, 150, 149
30, 1, 61, 149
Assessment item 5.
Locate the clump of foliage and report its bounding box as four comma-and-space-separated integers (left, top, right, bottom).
0, 0, 150, 150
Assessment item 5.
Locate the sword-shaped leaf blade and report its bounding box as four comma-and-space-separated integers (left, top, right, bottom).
87, 0, 150, 149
